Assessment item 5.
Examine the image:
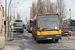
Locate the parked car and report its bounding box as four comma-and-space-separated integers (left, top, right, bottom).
61, 25, 72, 36
71, 26, 75, 31
71, 26, 75, 35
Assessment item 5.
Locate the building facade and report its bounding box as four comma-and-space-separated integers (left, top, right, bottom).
0, 5, 4, 32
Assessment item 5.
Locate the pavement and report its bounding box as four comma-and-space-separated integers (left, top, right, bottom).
2, 46, 21, 50
2, 40, 22, 50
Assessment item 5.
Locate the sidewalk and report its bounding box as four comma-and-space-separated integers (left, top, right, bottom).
2, 46, 21, 50
2, 41, 22, 50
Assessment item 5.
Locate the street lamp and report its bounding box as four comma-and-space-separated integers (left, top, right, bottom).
69, 8, 71, 19
69, 8, 71, 25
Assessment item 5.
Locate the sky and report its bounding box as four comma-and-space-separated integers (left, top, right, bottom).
65, 0, 75, 20
1, 0, 75, 23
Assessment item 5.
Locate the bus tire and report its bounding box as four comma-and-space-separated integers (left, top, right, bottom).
53, 39, 59, 43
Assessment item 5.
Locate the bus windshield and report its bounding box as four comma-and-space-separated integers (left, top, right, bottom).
37, 14, 60, 30
14, 23, 23, 27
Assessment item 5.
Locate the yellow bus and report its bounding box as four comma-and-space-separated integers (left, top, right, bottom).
26, 20, 32, 33
32, 13, 62, 42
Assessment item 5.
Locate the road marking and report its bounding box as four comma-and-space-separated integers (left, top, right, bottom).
24, 49, 30, 50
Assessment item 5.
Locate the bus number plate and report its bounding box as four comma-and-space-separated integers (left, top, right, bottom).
47, 38, 52, 39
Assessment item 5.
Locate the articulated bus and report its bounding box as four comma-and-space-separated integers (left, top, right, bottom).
32, 13, 62, 42
26, 20, 33, 33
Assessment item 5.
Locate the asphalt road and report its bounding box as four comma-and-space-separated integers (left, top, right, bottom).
13, 30, 75, 50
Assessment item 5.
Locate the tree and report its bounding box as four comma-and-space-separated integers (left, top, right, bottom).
37, 0, 44, 14
56, 0, 66, 23
31, 0, 66, 21
31, 2, 37, 18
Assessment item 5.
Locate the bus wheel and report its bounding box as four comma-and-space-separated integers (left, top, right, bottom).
53, 39, 59, 43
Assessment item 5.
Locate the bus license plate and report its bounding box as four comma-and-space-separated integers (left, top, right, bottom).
47, 38, 52, 39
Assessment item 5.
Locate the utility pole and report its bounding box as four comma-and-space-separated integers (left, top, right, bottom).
5, 0, 7, 35
69, 8, 71, 25
8, 0, 12, 38
69, 8, 71, 19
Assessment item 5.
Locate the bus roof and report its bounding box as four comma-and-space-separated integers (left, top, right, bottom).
32, 13, 59, 21
36, 13, 59, 16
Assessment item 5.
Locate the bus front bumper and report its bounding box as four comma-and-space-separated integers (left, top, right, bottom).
37, 34, 62, 40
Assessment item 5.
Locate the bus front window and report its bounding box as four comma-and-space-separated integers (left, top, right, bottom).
37, 14, 60, 31
14, 23, 23, 27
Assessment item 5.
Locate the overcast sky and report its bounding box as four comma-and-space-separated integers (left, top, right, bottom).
2, 0, 75, 23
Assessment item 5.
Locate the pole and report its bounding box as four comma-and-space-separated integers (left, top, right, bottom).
5, 0, 7, 36
8, 0, 12, 38
69, 8, 71, 25
70, 8, 71, 19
